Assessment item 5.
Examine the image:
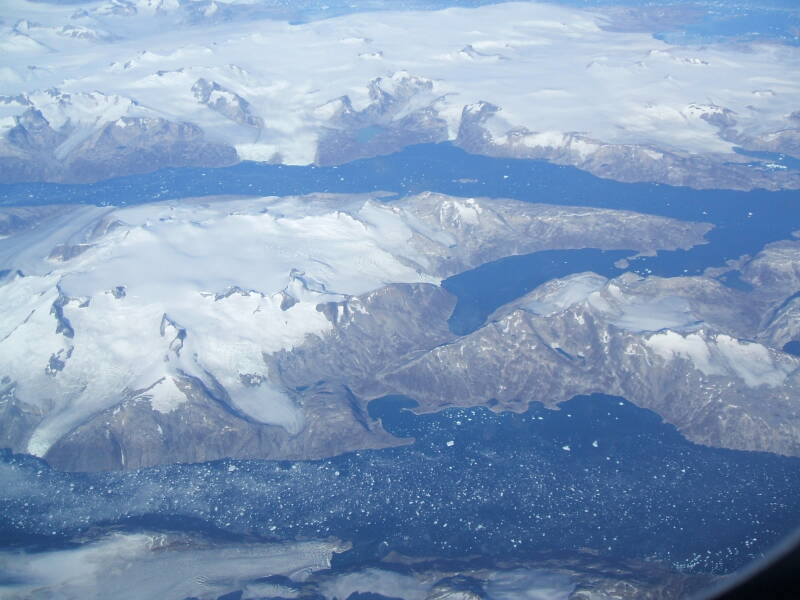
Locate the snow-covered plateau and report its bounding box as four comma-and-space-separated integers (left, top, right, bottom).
1, 0, 799, 188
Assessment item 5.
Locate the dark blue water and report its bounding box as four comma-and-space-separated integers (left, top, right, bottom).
734, 148, 800, 171
2, 394, 799, 574
784, 341, 800, 356
654, 3, 800, 46
443, 249, 632, 334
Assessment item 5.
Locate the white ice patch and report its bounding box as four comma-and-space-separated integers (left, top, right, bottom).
603, 295, 698, 332
645, 331, 788, 387
221, 376, 305, 435
141, 376, 187, 414
715, 334, 789, 388
435, 197, 484, 228
645, 331, 722, 377
0, 533, 341, 600
525, 273, 700, 333
453, 199, 482, 225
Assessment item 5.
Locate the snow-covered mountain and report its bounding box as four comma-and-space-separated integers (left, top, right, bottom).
377, 269, 800, 455
1, 0, 799, 188
2, 190, 799, 470
266, 257, 800, 460
0, 192, 716, 469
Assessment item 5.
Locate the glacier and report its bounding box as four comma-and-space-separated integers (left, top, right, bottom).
0, 194, 442, 456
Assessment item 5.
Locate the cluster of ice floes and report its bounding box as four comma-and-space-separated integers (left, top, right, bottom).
1, 0, 799, 167
0, 194, 441, 457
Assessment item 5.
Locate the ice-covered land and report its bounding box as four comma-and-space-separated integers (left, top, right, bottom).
0, 193, 442, 455
0, 191, 709, 460
0, 533, 347, 600
0, 528, 712, 599
1, 0, 799, 186
524, 272, 704, 334
523, 272, 793, 387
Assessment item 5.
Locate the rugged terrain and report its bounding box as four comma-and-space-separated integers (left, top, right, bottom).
1, 192, 799, 470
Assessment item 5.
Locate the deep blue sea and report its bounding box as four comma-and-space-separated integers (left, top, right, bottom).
2, 394, 799, 574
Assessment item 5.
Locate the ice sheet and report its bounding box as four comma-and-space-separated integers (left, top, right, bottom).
2, 1, 798, 163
